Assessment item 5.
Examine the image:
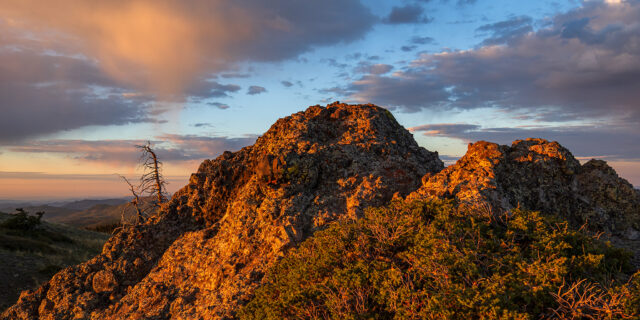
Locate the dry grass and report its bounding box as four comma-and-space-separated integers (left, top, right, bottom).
0, 212, 110, 311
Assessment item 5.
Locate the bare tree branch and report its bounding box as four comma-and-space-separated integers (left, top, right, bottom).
116, 141, 168, 225
119, 175, 144, 224
136, 141, 167, 207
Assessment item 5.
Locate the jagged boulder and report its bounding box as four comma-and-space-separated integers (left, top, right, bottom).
2, 103, 443, 319
409, 138, 640, 237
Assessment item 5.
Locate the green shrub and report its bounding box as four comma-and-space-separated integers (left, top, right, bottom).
240, 200, 638, 319
0, 208, 44, 231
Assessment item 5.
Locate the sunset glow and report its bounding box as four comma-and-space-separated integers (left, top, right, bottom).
1, 0, 639, 200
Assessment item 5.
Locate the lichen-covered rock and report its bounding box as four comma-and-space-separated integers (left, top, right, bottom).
409, 138, 640, 237
92, 270, 117, 294
2, 103, 443, 319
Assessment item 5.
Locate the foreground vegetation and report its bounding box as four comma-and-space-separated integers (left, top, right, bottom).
0, 210, 109, 311
241, 200, 640, 319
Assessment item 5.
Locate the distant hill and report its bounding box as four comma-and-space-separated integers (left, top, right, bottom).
52, 198, 129, 211
50, 198, 155, 229
0, 198, 141, 229
0, 211, 109, 311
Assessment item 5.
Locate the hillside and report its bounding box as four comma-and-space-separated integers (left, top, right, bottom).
50, 198, 155, 229
3, 103, 639, 319
0, 211, 110, 312
0, 198, 145, 230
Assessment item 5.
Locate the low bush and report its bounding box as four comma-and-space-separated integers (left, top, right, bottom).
240, 200, 639, 319
0, 208, 44, 231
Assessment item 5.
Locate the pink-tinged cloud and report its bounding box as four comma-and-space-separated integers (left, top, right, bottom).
0, 135, 257, 199
6, 135, 257, 166
0, 0, 375, 96
0, 172, 189, 200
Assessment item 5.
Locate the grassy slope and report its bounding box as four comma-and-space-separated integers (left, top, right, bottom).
0, 212, 110, 311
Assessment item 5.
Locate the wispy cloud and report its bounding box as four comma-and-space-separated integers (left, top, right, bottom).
0, 0, 376, 96
384, 4, 433, 24
5, 134, 258, 166
410, 123, 640, 161
348, 0, 640, 126
247, 86, 267, 95
0, 25, 155, 142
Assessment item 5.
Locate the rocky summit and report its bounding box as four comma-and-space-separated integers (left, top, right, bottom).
408, 138, 640, 238
2, 103, 443, 319
3, 103, 639, 319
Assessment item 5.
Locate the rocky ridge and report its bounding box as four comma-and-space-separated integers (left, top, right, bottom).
408, 138, 640, 238
2, 103, 443, 319
2, 103, 639, 319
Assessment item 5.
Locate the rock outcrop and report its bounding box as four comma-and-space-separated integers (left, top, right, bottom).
2, 103, 443, 319
409, 138, 640, 237
3, 104, 639, 319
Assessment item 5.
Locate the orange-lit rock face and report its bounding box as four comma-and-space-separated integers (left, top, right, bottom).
1, 103, 443, 319
410, 138, 640, 237
3, 105, 638, 320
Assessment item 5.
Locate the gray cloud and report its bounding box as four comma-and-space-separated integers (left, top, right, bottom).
401, 45, 417, 52
348, 73, 449, 111
353, 62, 393, 75
476, 15, 533, 45
349, 1, 640, 124
247, 86, 267, 95
0, 1, 377, 141
411, 36, 435, 45
0, 25, 154, 143
184, 79, 243, 99
410, 123, 640, 161
409, 123, 481, 135
281, 81, 294, 87
220, 73, 251, 79
6, 134, 258, 164
385, 5, 433, 24
206, 102, 230, 110
0, 0, 376, 97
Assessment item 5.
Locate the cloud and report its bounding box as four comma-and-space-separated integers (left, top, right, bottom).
401, 45, 417, 52
384, 5, 433, 24
411, 36, 435, 45
0, 171, 137, 181
348, 0, 640, 123
187, 80, 241, 98
247, 85, 267, 95
206, 102, 230, 110
409, 123, 481, 136
0, 23, 154, 143
281, 81, 294, 87
5, 134, 258, 165
220, 72, 251, 79
410, 122, 640, 161
158, 134, 258, 160
475, 16, 533, 45
348, 73, 449, 111
0, 0, 376, 96
353, 63, 393, 75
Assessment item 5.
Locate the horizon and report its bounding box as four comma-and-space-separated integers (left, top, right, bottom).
1, 0, 639, 199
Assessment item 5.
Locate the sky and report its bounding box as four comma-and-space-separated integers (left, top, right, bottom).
0, 0, 639, 200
